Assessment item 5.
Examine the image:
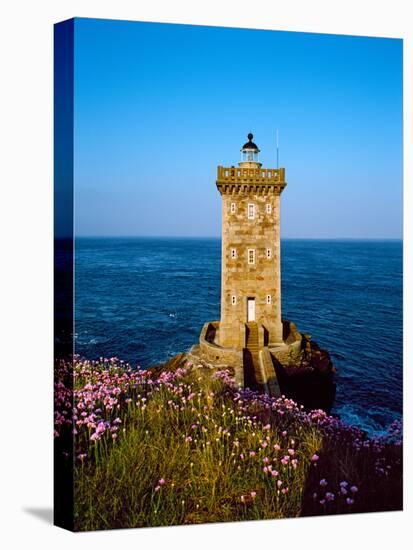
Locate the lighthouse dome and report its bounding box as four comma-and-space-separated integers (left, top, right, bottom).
239, 133, 261, 166
241, 133, 260, 151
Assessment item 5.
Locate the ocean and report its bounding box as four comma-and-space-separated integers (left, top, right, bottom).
74, 237, 402, 436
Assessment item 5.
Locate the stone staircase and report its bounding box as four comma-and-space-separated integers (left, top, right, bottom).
246, 322, 259, 353
245, 322, 265, 387
244, 322, 281, 397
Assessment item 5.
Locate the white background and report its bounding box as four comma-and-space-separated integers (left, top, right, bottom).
0, 1, 411, 548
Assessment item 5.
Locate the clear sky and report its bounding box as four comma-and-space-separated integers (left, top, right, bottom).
74, 18, 403, 238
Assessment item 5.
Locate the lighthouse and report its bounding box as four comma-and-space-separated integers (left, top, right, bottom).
193, 132, 287, 392
217, 133, 286, 350
193, 133, 333, 399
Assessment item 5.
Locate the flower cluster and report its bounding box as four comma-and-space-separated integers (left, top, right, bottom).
56, 356, 402, 528
54, 356, 189, 459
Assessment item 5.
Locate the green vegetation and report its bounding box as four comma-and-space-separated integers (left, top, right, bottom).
54, 357, 402, 531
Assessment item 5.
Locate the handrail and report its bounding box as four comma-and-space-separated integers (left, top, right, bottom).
217, 165, 285, 184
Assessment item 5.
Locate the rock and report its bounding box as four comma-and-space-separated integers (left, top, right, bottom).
147, 353, 189, 377
272, 336, 336, 413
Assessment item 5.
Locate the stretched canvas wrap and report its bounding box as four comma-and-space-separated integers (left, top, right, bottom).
54, 17, 403, 531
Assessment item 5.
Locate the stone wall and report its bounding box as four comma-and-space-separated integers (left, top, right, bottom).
269, 321, 303, 366
198, 322, 243, 364
218, 181, 285, 348
259, 347, 282, 398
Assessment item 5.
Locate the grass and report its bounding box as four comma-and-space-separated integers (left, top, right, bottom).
54, 357, 402, 531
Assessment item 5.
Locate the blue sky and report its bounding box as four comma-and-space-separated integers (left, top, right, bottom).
74, 18, 403, 238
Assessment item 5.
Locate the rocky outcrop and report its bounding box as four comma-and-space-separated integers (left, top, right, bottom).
148, 353, 188, 377
270, 322, 336, 413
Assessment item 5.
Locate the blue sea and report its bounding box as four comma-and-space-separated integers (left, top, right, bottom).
74, 237, 402, 436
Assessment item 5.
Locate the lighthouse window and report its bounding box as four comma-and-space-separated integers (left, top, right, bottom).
248, 249, 255, 265
266, 295, 272, 305
231, 248, 237, 259
230, 202, 236, 214
231, 295, 237, 305
247, 203, 255, 219
266, 203, 272, 214
266, 248, 272, 259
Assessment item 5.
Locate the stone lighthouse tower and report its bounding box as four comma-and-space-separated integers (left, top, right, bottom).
193, 135, 333, 399
217, 133, 286, 351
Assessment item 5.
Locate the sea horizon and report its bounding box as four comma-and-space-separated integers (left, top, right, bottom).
73, 235, 403, 241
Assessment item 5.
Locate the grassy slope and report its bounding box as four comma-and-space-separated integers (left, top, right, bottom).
55, 358, 402, 531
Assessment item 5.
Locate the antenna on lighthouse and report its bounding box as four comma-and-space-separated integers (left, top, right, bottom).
276, 129, 279, 168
